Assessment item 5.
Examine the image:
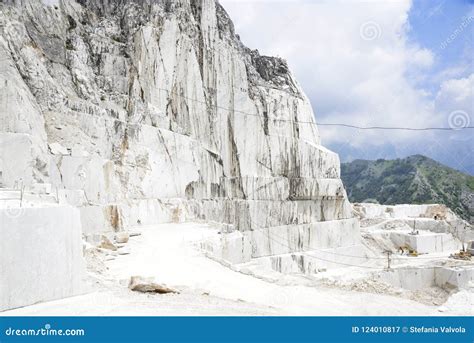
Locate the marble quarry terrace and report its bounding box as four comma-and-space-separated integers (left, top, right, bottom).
0, 0, 473, 316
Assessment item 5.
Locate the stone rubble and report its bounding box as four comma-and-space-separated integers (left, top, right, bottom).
115, 232, 130, 244
128, 276, 178, 294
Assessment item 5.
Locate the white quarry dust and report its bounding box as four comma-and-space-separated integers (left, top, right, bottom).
6, 222, 469, 317
435, 289, 474, 316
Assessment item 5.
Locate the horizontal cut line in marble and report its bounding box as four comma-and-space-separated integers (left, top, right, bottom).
266, 250, 378, 272
56, 100, 319, 149
54, 90, 317, 141
248, 244, 366, 261
201, 218, 361, 265
187, 199, 353, 225
190, 177, 347, 201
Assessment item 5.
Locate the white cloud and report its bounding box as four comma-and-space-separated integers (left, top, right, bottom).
435, 73, 473, 128
220, 0, 441, 143
410, 48, 434, 69
436, 73, 474, 110
219, 0, 473, 172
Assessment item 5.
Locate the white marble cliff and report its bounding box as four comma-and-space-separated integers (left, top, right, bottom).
0, 0, 360, 309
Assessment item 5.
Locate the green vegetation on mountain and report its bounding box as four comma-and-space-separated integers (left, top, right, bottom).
341, 155, 474, 222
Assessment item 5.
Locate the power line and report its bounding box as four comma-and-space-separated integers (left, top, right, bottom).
153, 40, 473, 132
244, 230, 474, 295
317, 123, 474, 131
255, 229, 473, 271
257, 230, 381, 269
255, 229, 385, 260
253, 225, 459, 261
159, 88, 473, 132
3, 26, 470, 132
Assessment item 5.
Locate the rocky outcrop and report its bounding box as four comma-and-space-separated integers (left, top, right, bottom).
0, 0, 356, 256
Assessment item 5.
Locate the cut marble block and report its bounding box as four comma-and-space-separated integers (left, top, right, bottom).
220, 177, 290, 201
211, 177, 347, 201
288, 178, 347, 200
434, 266, 474, 289
0, 205, 86, 311
379, 266, 474, 290
202, 218, 360, 265
186, 198, 353, 230
248, 219, 361, 258
266, 137, 342, 179
0, 133, 36, 187
389, 231, 459, 254
261, 245, 368, 274
118, 198, 188, 228
79, 204, 123, 234
202, 231, 253, 265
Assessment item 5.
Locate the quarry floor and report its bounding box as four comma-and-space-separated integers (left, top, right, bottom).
3, 223, 473, 316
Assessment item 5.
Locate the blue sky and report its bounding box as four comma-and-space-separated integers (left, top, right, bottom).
221, 0, 474, 174
407, 0, 473, 90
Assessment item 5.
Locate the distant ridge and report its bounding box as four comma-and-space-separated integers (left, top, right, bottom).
341, 155, 474, 223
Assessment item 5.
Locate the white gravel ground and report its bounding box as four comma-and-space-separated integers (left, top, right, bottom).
4, 223, 471, 316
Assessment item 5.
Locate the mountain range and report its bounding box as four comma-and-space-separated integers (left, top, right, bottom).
341, 155, 474, 223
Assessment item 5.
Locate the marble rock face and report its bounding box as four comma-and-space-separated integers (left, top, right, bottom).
0, 0, 357, 259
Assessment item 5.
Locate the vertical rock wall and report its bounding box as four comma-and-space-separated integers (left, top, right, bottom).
0, 0, 357, 249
